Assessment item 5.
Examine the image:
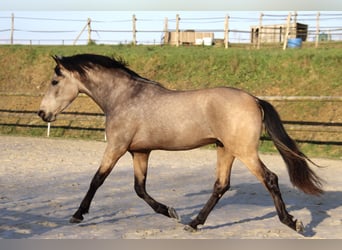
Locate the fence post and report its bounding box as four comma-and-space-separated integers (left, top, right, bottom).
315, 12, 320, 48
163, 17, 168, 45
224, 15, 229, 49
132, 14, 137, 45
176, 14, 180, 47
293, 11, 297, 25
283, 12, 292, 50
10, 13, 14, 45
47, 122, 50, 137
87, 18, 92, 44
257, 12, 263, 49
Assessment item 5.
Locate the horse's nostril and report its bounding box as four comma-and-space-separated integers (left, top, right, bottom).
38, 110, 55, 122
38, 110, 45, 119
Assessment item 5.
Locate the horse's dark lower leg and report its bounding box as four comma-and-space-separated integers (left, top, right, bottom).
69, 146, 125, 223
69, 170, 108, 223
185, 180, 230, 231
241, 156, 304, 233
185, 147, 233, 231
134, 177, 178, 219
263, 167, 304, 232
132, 152, 179, 220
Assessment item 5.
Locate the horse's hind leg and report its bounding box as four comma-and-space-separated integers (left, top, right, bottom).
241, 155, 304, 233
185, 146, 234, 231
132, 151, 179, 220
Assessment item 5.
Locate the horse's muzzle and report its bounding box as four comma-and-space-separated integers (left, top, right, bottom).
38, 110, 55, 122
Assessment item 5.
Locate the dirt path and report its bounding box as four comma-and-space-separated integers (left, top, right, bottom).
0, 136, 341, 239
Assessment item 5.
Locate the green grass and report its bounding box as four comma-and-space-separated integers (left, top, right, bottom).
1, 44, 341, 96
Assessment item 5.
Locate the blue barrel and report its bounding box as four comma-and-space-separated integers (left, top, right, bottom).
287, 38, 302, 48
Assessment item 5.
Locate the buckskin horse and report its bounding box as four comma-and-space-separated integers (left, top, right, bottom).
38, 54, 323, 233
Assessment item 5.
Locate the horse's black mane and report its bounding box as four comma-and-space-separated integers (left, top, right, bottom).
55, 54, 144, 80
55, 53, 165, 89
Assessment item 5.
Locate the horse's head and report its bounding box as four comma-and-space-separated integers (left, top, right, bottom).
38, 56, 81, 122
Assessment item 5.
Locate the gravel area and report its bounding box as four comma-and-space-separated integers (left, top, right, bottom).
0, 136, 341, 239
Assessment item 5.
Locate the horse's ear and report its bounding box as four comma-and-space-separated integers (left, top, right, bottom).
52, 55, 65, 76
52, 55, 63, 65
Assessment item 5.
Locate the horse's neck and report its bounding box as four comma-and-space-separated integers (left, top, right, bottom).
80, 71, 134, 114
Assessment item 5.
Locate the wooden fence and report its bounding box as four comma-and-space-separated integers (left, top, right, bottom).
1, 12, 342, 48
0, 96, 341, 145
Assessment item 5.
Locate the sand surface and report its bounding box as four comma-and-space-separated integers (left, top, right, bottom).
0, 136, 341, 239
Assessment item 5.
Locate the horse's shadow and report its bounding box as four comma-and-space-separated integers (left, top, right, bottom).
2, 180, 339, 238
179, 182, 342, 237
0, 197, 71, 239
77, 182, 341, 238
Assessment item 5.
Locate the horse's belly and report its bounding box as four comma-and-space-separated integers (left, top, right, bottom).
129, 137, 217, 151
129, 125, 216, 151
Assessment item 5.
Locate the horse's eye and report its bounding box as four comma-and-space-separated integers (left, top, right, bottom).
52, 80, 59, 86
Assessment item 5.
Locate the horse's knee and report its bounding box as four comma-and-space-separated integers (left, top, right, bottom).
90, 171, 107, 190
213, 180, 230, 197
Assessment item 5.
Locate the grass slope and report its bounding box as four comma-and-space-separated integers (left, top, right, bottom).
1, 44, 341, 96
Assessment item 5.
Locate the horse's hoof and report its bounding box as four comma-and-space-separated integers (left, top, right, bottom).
295, 220, 305, 233
168, 207, 179, 221
69, 216, 83, 224
184, 224, 197, 233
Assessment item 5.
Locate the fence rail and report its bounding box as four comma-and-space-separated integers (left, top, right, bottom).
1, 96, 341, 145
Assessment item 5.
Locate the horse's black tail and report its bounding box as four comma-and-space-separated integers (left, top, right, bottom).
257, 98, 324, 195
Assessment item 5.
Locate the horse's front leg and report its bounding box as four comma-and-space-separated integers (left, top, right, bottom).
69, 145, 126, 223
132, 151, 179, 220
